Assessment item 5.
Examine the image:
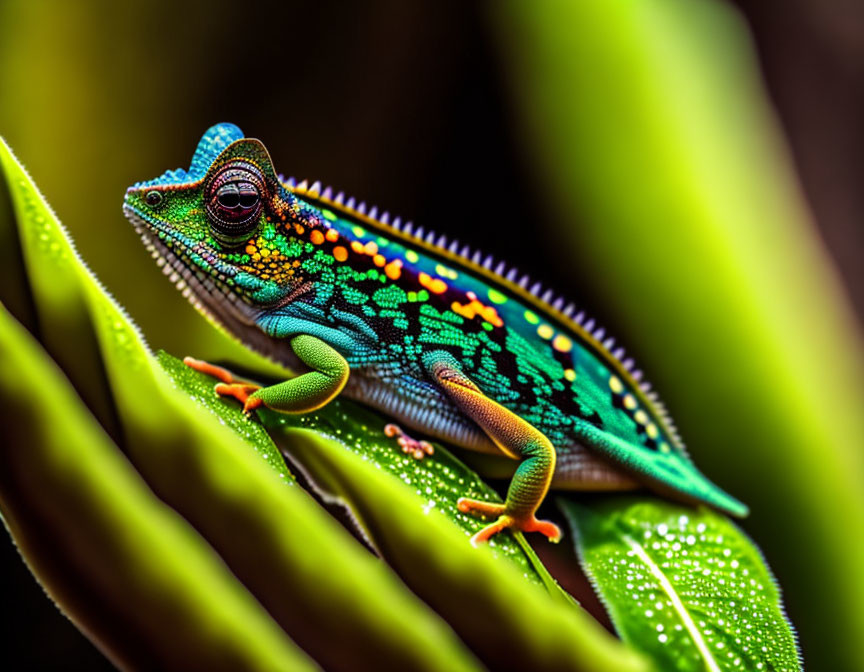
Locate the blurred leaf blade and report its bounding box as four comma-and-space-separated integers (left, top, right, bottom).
0, 135, 485, 672
0, 302, 315, 672
492, 1, 864, 668
562, 497, 800, 672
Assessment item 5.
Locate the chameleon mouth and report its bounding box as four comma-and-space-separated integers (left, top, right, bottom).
122, 204, 260, 332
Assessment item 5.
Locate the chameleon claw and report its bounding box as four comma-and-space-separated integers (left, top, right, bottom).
457, 497, 562, 545
384, 423, 434, 460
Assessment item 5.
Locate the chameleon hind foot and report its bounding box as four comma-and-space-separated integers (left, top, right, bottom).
384, 424, 435, 460
457, 497, 562, 546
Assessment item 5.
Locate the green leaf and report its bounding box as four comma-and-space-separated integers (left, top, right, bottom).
562, 497, 800, 672
156, 350, 295, 484
0, 302, 315, 672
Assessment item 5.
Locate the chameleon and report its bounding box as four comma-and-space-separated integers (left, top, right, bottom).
123, 123, 747, 545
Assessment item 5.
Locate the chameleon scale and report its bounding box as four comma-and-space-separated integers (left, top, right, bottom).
123, 123, 747, 544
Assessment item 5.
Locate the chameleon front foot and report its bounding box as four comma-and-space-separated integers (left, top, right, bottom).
214, 383, 264, 413
457, 497, 562, 546
384, 424, 434, 460
183, 357, 263, 413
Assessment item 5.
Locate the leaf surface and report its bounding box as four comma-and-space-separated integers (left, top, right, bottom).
563, 497, 800, 671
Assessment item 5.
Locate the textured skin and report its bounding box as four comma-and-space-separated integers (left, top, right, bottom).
123, 123, 747, 535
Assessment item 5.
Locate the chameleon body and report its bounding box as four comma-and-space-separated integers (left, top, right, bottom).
123, 123, 747, 544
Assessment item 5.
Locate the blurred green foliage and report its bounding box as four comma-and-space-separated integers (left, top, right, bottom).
494, 1, 864, 669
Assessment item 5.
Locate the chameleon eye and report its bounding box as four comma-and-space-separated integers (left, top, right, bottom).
145, 190, 163, 206
205, 163, 266, 244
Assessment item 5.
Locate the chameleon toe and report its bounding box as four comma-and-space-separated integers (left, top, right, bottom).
385, 423, 435, 461
183, 356, 239, 384
214, 382, 262, 407
457, 497, 506, 518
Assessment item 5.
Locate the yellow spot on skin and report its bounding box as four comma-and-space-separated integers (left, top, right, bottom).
634, 410, 649, 425
646, 423, 659, 439
385, 259, 403, 280
419, 272, 448, 294
333, 246, 348, 262
352, 225, 366, 237
405, 250, 419, 263
310, 230, 325, 245
373, 254, 386, 267
537, 324, 554, 340
435, 264, 458, 279
609, 375, 624, 395
659, 442, 671, 453
351, 241, 364, 254
564, 369, 577, 382
624, 394, 637, 410
325, 228, 340, 242
451, 292, 504, 328
260, 247, 270, 257
552, 334, 573, 353
364, 241, 378, 255
488, 289, 507, 305
524, 310, 539, 325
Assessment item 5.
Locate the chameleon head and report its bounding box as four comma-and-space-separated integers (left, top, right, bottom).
123, 123, 324, 338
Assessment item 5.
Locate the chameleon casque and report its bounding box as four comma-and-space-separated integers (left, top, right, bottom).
123, 123, 747, 545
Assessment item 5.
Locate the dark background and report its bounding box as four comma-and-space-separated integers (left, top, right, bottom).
0, 1, 861, 669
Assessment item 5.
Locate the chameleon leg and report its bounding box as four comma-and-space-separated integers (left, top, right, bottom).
245, 334, 349, 414
426, 355, 561, 545
186, 335, 348, 415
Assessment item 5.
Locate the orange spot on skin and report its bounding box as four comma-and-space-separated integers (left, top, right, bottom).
385, 259, 403, 280
373, 254, 386, 267
552, 334, 572, 353
351, 241, 364, 254
325, 228, 340, 242
364, 241, 378, 255
245, 244, 257, 255
333, 246, 348, 262
451, 292, 504, 327
419, 272, 448, 294
295, 224, 305, 235
310, 230, 325, 245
